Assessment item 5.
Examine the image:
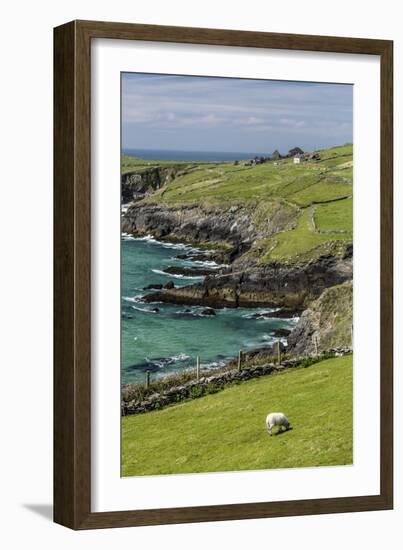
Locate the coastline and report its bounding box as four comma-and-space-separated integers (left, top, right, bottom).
121, 145, 353, 384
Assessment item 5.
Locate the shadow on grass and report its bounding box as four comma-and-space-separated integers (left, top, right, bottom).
271, 427, 294, 437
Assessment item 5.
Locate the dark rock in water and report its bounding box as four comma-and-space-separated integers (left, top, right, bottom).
164, 281, 175, 289
143, 283, 163, 290
200, 307, 216, 316
163, 266, 214, 277
151, 307, 160, 313
247, 310, 300, 320
178, 250, 231, 265
246, 312, 273, 320
268, 309, 302, 319
176, 252, 214, 262
271, 328, 292, 337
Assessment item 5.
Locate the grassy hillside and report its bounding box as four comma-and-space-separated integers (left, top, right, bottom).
149, 144, 352, 207
123, 145, 353, 263
121, 355, 353, 476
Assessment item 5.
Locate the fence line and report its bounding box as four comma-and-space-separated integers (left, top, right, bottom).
196, 355, 200, 381
140, 337, 353, 387
277, 341, 282, 365
238, 349, 243, 372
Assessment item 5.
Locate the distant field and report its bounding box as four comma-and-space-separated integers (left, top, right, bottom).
121, 355, 353, 476
121, 154, 205, 174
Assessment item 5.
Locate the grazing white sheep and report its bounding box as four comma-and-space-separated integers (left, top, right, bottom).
266, 412, 291, 436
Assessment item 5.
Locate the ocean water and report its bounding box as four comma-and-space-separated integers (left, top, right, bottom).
121, 236, 297, 384
122, 148, 267, 162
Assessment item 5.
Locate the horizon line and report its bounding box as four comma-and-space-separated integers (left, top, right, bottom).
122, 143, 351, 155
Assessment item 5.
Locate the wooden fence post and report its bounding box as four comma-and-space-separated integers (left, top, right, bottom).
238, 350, 242, 371
313, 334, 318, 356
196, 355, 200, 381
277, 340, 281, 365
145, 370, 150, 389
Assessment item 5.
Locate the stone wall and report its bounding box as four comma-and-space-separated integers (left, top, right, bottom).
122, 350, 351, 416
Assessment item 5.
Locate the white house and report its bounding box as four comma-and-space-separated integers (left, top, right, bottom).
293, 155, 301, 164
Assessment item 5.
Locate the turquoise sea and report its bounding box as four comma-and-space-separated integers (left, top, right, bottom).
121, 236, 297, 384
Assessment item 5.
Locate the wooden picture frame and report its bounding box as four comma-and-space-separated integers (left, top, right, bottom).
54, 19, 393, 529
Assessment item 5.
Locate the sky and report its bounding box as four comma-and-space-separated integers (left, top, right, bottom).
121, 73, 353, 155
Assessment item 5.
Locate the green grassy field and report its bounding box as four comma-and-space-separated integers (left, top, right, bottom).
121, 355, 353, 476
253, 206, 351, 263
314, 197, 353, 232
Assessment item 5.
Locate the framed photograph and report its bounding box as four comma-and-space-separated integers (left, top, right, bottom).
54, 20, 393, 529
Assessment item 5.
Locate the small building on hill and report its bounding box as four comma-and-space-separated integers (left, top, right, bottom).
271, 149, 281, 160
293, 155, 301, 164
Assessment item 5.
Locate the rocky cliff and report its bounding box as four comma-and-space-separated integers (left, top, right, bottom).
287, 281, 353, 354
143, 251, 352, 310
121, 166, 184, 203
121, 200, 297, 248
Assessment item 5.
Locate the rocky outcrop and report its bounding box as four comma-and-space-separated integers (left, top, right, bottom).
121, 166, 183, 203
122, 203, 256, 244
121, 201, 296, 249
143, 252, 353, 310
287, 281, 353, 354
